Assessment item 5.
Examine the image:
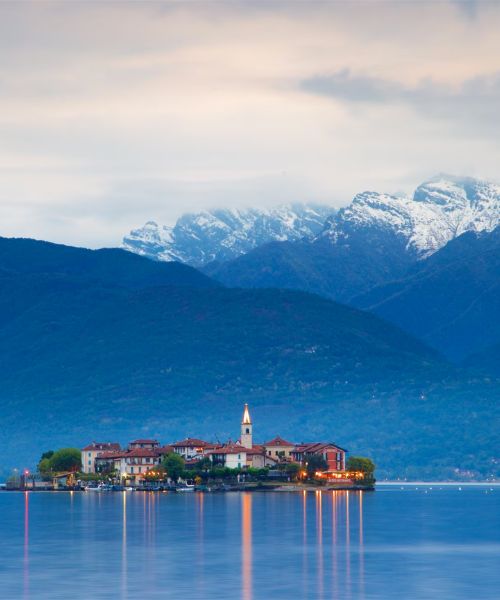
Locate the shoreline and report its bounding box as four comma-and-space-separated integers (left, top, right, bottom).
1, 482, 376, 493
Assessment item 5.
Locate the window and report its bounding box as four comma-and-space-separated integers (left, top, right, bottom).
246, 428, 250, 434
130, 467, 134, 474
238, 454, 241, 459
88, 452, 91, 457
88, 460, 91, 465
138, 467, 142, 473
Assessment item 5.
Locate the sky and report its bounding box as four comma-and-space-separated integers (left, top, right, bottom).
1, 0, 500, 248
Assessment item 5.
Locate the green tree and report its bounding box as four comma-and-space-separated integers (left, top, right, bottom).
285, 462, 300, 480
192, 457, 212, 472
305, 454, 328, 478
162, 452, 185, 482
37, 450, 55, 476
38, 458, 52, 475
347, 456, 376, 484
246, 467, 269, 481
49, 448, 81, 472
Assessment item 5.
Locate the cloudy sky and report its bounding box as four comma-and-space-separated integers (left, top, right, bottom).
1, 0, 500, 247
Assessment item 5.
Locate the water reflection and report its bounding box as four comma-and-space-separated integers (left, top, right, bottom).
346, 490, 351, 597
6, 487, 499, 600
242, 493, 252, 600
332, 491, 338, 598
196, 492, 205, 596
24, 492, 29, 600
316, 491, 323, 598
122, 491, 127, 600
359, 492, 365, 597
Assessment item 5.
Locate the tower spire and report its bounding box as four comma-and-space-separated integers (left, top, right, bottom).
240, 404, 253, 448
242, 403, 252, 425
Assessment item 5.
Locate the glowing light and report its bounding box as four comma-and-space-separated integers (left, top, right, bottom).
242, 403, 252, 425
242, 494, 252, 600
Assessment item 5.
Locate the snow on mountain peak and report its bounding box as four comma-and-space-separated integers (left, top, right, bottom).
123, 203, 335, 267
320, 175, 499, 258
123, 176, 499, 267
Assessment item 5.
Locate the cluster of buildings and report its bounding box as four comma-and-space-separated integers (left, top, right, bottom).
81, 404, 347, 485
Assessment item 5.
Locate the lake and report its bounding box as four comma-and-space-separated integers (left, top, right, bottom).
0, 486, 498, 599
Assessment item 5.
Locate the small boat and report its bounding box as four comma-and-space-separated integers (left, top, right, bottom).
176, 483, 195, 492
84, 483, 113, 492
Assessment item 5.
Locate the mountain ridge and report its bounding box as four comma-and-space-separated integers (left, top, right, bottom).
123, 203, 334, 267
352, 228, 500, 362
123, 175, 500, 269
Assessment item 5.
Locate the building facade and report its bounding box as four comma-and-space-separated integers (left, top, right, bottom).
81, 442, 121, 474
82, 403, 348, 482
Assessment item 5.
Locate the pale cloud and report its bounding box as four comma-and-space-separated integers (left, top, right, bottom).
0, 1, 500, 247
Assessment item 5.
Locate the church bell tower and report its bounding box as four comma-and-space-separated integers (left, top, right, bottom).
240, 403, 253, 448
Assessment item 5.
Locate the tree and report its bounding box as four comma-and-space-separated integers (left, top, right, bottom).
305, 454, 328, 478
192, 457, 212, 472
285, 462, 300, 480
38, 458, 52, 475
246, 467, 269, 481
37, 451, 55, 475
162, 452, 185, 482
49, 448, 81, 472
347, 456, 376, 484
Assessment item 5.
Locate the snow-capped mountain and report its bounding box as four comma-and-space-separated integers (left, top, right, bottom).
320, 175, 500, 258
123, 204, 334, 267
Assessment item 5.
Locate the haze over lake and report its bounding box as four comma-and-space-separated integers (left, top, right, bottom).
1, 486, 498, 599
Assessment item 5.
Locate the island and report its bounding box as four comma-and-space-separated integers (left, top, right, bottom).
6, 404, 375, 492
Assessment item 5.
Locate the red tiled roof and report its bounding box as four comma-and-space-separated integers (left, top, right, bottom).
95, 451, 126, 459
81, 442, 121, 452
125, 448, 160, 458
263, 436, 295, 447
207, 444, 247, 455
157, 445, 175, 455
129, 439, 159, 445
171, 438, 212, 448
245, 448, 264, 455
293, 442, 347, 453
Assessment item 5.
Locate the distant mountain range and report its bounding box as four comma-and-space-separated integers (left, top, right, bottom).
122, 175, 499, 363
124, 175, 499, 267
123, 204, 333, 267
0, 236, 498, 480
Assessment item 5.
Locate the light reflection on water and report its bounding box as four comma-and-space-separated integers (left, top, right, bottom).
1, 487, 498, 599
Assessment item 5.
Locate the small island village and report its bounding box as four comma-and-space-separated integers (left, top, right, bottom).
6, 404, 375, 492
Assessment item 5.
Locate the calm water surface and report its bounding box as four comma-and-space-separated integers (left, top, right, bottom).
0, 486, 498, 599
